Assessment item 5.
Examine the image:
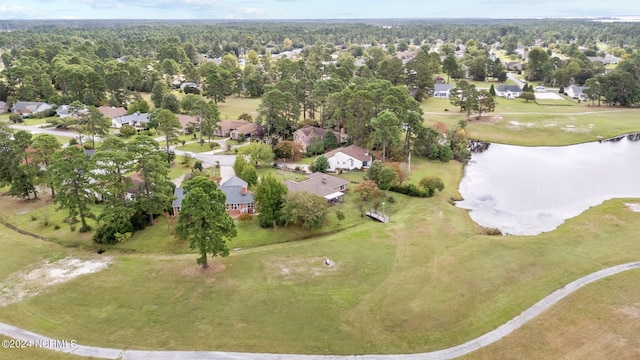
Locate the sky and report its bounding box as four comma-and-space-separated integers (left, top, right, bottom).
1, 0, 639, 20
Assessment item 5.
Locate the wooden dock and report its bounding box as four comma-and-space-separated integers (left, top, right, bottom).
365, 210, 389, 223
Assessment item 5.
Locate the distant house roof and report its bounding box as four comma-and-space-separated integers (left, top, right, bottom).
434, 84, 453, 92
324, 144, 371, 163
218, 119, 250, 132
172, 187, 184, 209
56, 104, 88, 119
496, 85, 522, 93
0, 101, 6, 112
176, 114, 198, 131
233, 122, 265, 137
567, 85, 586, 96
220, 176, 253, 205
180, 82, 202, 91
12, 101, 53, 114
293, 126, 333, 146
113, 112, 149, 125
98, 106, 127, 119
285, 172, 349, 198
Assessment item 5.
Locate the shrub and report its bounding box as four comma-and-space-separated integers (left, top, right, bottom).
389, 184, 428, 197
483, 227, 503, 236
237, 213, 253, 222
54, 224, 61, 230
68, 138, 78, 146
386, 195, 396, 203
120, 124, 137, 137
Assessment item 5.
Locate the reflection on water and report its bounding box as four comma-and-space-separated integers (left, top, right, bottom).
457, 135, 640, 235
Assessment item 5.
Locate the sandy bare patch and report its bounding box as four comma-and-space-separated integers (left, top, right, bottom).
181, 263, 226, 280
543, 122, 557, 127
534, 92, 564, 100
562, 124, 592, 133
267, 256, 339, 280
508, 120, 535, 130
0, 256, 112, 307
614, 304, 640, 319
625, 203, 640, 212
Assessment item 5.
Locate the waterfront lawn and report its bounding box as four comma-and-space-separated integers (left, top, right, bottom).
2, 157, 640, 357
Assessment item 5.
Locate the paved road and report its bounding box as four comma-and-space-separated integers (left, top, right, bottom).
2, 262, 639, 359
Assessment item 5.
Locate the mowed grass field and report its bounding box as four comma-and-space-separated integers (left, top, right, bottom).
2, 156, 640, 356
422, 97, 640, 145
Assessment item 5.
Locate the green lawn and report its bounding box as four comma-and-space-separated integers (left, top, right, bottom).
168, 157, 196, 180
421, 97, 640, 145
175, 141, 219, 153
217, 96, 261, 120
3, 155, 640, 356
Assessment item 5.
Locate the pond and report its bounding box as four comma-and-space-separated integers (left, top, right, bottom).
457, 134, 640, 235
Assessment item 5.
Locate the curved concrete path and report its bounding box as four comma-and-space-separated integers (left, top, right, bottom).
2, 262, 640, 359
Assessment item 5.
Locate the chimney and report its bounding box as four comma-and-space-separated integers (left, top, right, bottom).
322, 176, 327, 184
241, 185, 247, 195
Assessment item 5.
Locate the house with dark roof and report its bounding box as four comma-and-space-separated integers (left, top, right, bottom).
292, 126, 346, 152
172, 176, 254, 216
495, 85, 523, 99
285, 172, 349, 204
433, 84, 453, 99
324, 144, 372, 172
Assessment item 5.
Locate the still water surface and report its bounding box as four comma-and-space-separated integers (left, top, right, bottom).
457, 135, 640, 235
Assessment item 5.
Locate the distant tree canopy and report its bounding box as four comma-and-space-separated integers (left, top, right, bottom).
0, 19, 638, 112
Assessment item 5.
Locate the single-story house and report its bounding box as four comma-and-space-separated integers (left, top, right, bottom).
56, 104, 88, 119
214, 119, 250, 137
433, 84, 453, 99
11, 101, 54, 117
172, 176, 255, 216
566, 85, 589, 101
285, 172, 349, 204
230, 122, 266, 141
220, 176, 255, 215
324, 144, 372, 172
495, 85, 523, 99
97, 106, 127, 120
292, 126, 346, 152
111, 112, 149, 128
176, 114, 198, 133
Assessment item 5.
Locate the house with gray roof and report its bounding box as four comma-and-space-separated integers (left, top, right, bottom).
285, 172, 349, 204
172, 176, 254, 217
495, 85, 523, 99
111, 112, 149, 129
566, 85, 589, 101
433, 84, 453, 99
220, 176, 255, 215
0, 101, 7, 113
56, 104, 88, 119
12, 101, 54, 117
